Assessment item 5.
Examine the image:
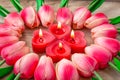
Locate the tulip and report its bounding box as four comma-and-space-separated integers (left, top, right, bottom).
71, 53, 98, 77
56, 59, 79, 80
85, 13, 109, 29
0, 36, 19, 55
73, 7, 91, 29
94, 37, 120, 57
38, 5, 55, 27
20, 6, 40, 28
91, 24, 117, 39
14, 53, 39, 79
4, 12, 25, 33
34, 55, 56, 80
85, 44, 112, 69
0, 24, 21, 37
57, 7, 73, 26
1, 41, 30, 65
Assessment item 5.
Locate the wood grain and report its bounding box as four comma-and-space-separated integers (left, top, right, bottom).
0, 0, 120, 80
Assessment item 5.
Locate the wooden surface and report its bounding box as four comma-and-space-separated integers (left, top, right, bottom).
0, 0, 120, 80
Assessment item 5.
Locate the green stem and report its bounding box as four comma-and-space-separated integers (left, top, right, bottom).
113, 57, 120, 70
6, 73, 16, 80
109, 16, 120, 25
88, 0, 105, 12
10, 0, 23, 12
91, 77, 98, 80
0, 59, 6, 66
117, 29, 120, 33
93, 71, 103, 80
14, 73, 20, 80
0, 5, 10, 17
36, 0, 44, 11
108, 61, 120, 72
60, 0, 69, 8
0, 66, 13, 78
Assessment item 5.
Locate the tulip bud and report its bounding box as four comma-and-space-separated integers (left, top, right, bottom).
1, 41, 30, 65
14, 53, 39, 79
57, 7, 73, 26
38, 5, 55, 27
72, 53, 98, 77
4, 12, 25, 33
0, 36, 19, 55
0, 24, 21, 37
34, 55, 56, 80
56, 59, 79, 80
73, 7, 91, 29
85, 44, 112, 69
91, 24, 117, 39
94, 37, 120, 57
20, 6, 40, 28
85, 13, 109, 29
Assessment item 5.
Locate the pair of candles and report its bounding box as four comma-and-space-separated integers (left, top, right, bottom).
32, 22, 86, 62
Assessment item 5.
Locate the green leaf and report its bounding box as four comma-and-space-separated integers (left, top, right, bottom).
36, 0, 44, 11
0, 5, 10, 17
113, 57, 120, 70
0, 66, 13, 78
6, 73, 16, 80
88, 0, 105, 12
109, 16, 120, 25
60, 0, 69, 8
10, 0, 23, 12
91, 77, 98, 80
118, 52, 120, 56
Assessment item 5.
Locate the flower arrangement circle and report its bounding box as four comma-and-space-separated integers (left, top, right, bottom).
0, 0, 120, 80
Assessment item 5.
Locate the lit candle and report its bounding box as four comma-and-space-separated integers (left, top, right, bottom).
63, 30, 86, 53
46, 40, 71, 63
49, 22, 71, 39
32, 29, 55, 53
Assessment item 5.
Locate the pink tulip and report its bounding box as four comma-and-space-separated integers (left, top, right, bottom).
14, 53, 39, 79
0, 24, 21, 37
94, 37, 120, 57
85, 44, 112, 69
20, 6, 40, 28
56, 59, 79, 80
4, 12, 25, 33
38, 5, 55, 27
1, 41, 30, 65
34, 55, 56, 80
73, 7, 91, 29
85, 13, 109, 29
57, 7, 73, 26
91, 24, 117, 39
72, 53, 98, 77
0, 36, 19, 55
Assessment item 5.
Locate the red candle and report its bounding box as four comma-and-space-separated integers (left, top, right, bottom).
49, 22, 71, 39
63, 30, 86, 53
46, 40, 71, 63
32, 29, 55, 53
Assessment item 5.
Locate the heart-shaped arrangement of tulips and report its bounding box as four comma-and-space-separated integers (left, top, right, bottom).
0, 0, 120, 80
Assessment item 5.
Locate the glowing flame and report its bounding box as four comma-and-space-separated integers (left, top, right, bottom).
71, 30, 74, 39
59, 42, 63, 49
57, 22, 61, 29
39, 29, 43, 38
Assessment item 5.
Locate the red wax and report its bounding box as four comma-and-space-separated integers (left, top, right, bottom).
63, 31, 86, 53
46, 40, 71, 63
32, 30, 55, 53
49, 23, 71, 39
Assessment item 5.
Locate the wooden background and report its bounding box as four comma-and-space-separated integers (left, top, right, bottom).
0, 0, 120, 80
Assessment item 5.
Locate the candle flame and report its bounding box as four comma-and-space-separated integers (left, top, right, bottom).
59, 42, 63, 49
71, 30, 74, 39
57, 22, 61, 29
39, 29, 43, 38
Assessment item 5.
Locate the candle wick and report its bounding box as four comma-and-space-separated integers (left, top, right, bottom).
39, 38, 43, 42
